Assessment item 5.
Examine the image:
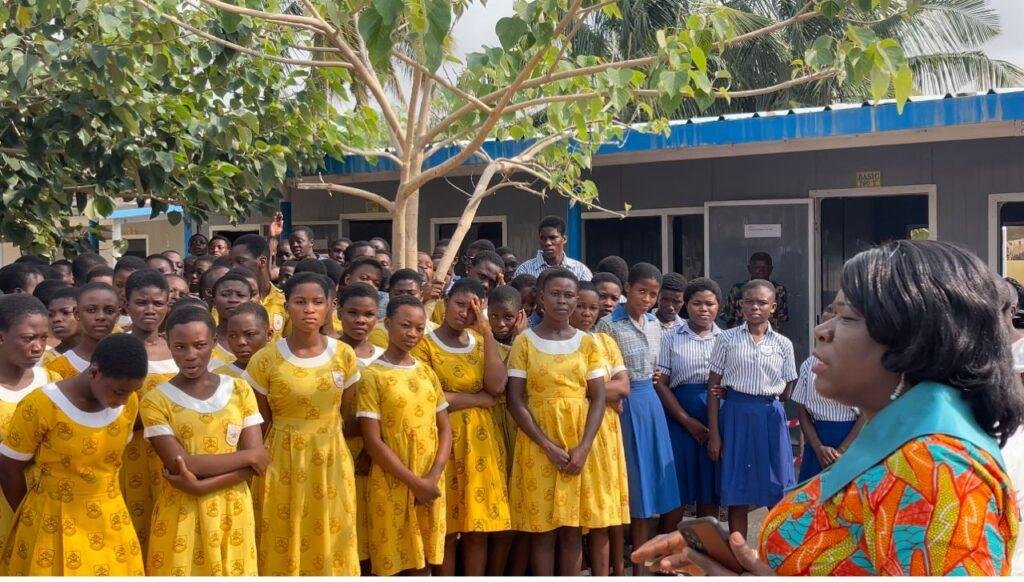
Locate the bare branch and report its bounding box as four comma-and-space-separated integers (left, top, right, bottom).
294, 178, 395, 211
338, 145, 403, 165
720, 2, 818, 49
195, 0, 326, 29
727, 69, 838, 98
392, 52, 492, 125
135, 0, 353, 69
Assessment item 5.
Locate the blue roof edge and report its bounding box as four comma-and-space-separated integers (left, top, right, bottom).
314, 90, 1024, 178
110, 204, 184, 220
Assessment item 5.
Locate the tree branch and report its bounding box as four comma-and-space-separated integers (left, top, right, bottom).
194, 0, 326, 29
338, 144, 403, 165
719, 2, 818, 49
293, 178, 395, 211
135, 0, 353, 69
393, 52, 492, 123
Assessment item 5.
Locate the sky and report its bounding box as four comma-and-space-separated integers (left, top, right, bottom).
453, 0, 1024, 75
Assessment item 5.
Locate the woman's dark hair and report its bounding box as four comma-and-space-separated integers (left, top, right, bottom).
32, 279, 70, 306
841, 240, 1024, 445
539, 267, 578, 291
577, 281, 597, 294
72, 253, 107, 285
487, 285, 521, 310
742, 278, 776, 300
661, 272, 687, 293
165, 304, 216, 335
446, 277, 485, 300
0, 263, 42, 294
170, 296, 209, 313
386, 294, 424, 318
472, 250, 505, 271
339, 282, 380, 308
0, 294, 49, 331
596, 256, 629, 288
343, 256, 384, 281
46, 286, 80, 307
389, 269, 423, 288
591, 272, 622, 291
227, 301, 270, 328
343, 241, 375, 263
295, 257, 327, 276
322, 259, 344, 286
627, 262, 662, 286
684, 277, 722, 304
284, 272, 333, 300
1005, 277, 1024, 329
370, 236, 391, 252
85, 266, 115, 282
114, 255, 147, 275
77, 282, 118, 300
213, 271, 256, 297
509, 274, 537, 291
92, 334, 149, 380
125, 269, 169, 301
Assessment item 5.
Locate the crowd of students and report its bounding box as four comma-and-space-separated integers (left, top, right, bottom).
0, 213, 1015, 577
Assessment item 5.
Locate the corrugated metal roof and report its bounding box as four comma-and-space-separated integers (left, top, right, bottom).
316, 89, 1024, 178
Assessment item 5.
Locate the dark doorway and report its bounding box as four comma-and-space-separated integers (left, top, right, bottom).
436, 221, 504, 251
585, 216, 661, 268
347, 221, 392, 246
210, 229, 260, 245
819, 195, 929, 312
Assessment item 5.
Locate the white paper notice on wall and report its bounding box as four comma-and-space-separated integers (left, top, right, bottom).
744, 224, 782, 238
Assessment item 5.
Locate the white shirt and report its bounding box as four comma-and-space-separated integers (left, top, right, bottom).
708, 324, 797, 396
790, 356, 858, 422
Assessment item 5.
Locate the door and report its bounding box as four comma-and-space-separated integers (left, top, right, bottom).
584, 216, 662, 268
347, 220, 392, 245
706, 200, 813, 362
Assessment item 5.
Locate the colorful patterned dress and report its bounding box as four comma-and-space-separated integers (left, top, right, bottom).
140, 376, 263, 575
0, 385, 143, 575
356, 359, 449, 575
121, 358, 177, 554
411, 330, 510, 535
759, 383, 1018, 576
243, 337, 361, 575
0, 368, 59, 552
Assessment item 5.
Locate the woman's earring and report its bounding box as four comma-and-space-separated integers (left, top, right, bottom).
890, 374, 907, 401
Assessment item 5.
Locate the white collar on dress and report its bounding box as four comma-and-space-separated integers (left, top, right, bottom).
278, 336, 337, 368
0, 367, 50, 403
156, 375, 234, 413
525, 327, 584, 355
148, 358, 178, 375
427, 330, 476, 354
43, 383, 124, 428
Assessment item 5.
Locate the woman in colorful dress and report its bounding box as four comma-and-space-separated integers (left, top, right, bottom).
595, 263, 679, 575
654, 277, 723, 529
45, 282, 119, 380
243, 272, 361, 575
0, 295, 60, 552
633, 240, 1023, 576
411, 277, 511, 576
120, 269, 177, 554
357, 295, 451, 575
0, 334, 149, 575
336, 283, 384, 571
141, 306, 266, 575
569, 281, 631, 576
507, 268, 609, 576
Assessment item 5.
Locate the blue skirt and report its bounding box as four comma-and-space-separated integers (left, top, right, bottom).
718, 391, 794, 508
665, 383, 719, 506
621, 378, 681, 518
797, 419, 856, 482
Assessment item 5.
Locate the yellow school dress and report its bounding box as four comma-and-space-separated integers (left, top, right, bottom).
211, 362, 246, 379
121, 358, 177, 555
592, 332, 632, 526
243, 337, 361, 575
344, 344, 385, 562
368, 320, 437, 349
43, 348, 90, 381
491, 342, 516, 477
140, 375, 263, 575
0, 385, 143, 575
411, 330, 510, 534
266, 285, 291, 340
0, 368, 59, 552
355, 359, 448, 575
506, 328, 618, 532
208, 341, 237, 371
39, 347, 58, 368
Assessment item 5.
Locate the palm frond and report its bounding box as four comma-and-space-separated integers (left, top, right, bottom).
910, 52, 1024, 93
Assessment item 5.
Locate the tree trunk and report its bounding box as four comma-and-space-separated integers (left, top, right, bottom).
403, 190, 419, 269
392, 193, 407, 268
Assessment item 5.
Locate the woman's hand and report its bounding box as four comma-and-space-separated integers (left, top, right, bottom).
543, 442, 570, 469
247, 447, 270, 476
682, 417, 710, 446
631, 530, 775, 576
815, 445, 842, 467
707, 432, 723, 461
411, 476, 442, 505
467, 296, 491, 336
562, 444, 590, 475
354, 450, 372, 476
163, 456, 204, 496
710, 384, 728, 399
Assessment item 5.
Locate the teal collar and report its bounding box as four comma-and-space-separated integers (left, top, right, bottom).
816, 382, 1004, 500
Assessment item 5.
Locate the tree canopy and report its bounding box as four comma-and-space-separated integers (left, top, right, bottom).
2, 0, 915, 265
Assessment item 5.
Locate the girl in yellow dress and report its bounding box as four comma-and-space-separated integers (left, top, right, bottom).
336, 283, 384, 570
41, 287, 80, 367
0, 295, 61, 552
212, 302, 271, 379
141, 306, 267, 575
243, 272, 361, 575
411, 278, 512, 576
357, 295, 452, 576
210, 271, 255, 369
506, 268, 609, 576
45, 283, 119, 380
122, 269, 177, 554
569, 280, 632, 576
0, 334, 149, 575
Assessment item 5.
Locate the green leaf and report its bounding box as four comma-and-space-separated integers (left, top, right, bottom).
373, 0, 403, 22
15, 6, 31, 27
357, 6, 395, 70
869, 66, 890, 101
220, 12, 243, 34
167, 210, 182, 226
690, 46, 707, 74
422, 0, 451, 71
495, 16, 528, 50
89, 43, 107, 68
13, 52, 39, 90
817, 0, 842, 18
805, 36, 835, 70
893, 64, 912, 112
97, 10, 119, 34
154, 151, 175, 172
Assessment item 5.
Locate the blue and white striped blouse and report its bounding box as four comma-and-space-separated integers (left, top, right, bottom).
790, 356, 859, 422
656, 321, 722, 387
708, 324, 797, 396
